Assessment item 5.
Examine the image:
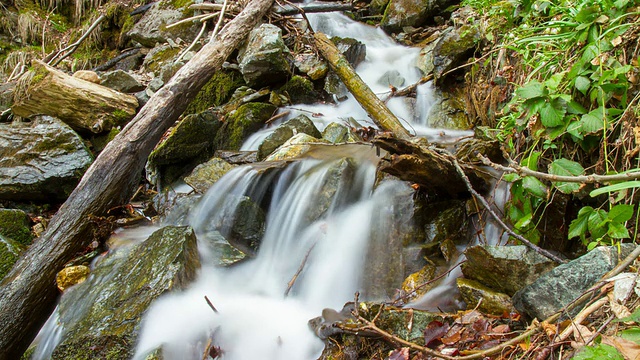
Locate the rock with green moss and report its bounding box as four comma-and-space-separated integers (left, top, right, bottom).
370, 0, 391, 15
0, 234, 25, 281
214, 102, 277, 151
226, 196, 266, 256
431, 24, 482, 80
0, 116, 93, 201
257, 114, 322, 160
0, 209, 32, 246
89, 127, 120, 154
425, 89, 472, 130
293, 53, 328, 80
146, 109, 222, 187
49, 226, 200, 360
184, 70, 246, 115
238, 24, 292, 87
278, 75, 318, 104
380, 0, 457, 33
184, 157, 237, 193
128, 3, 197, 48
322, 122, 357, 143
142, 44, 181, 75
264, 133, 326, 161
457, 278, 516, 316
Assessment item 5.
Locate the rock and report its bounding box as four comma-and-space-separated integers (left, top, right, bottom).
457, 278, 517, 316
323, 72, 349, 101
146, 109, 221, 187
381, 0, 457, 33
72, 70, 100, 84
183, 69, 246, 115
369, 0, 391, 15
462, 245, 558, 297
0, 234, 24, 280
454, 138, 503, 165
322, 122, 351, 143
49, 226, 200, 359
512, 244, 636, 320
184, 157, 237, 193
215, 150, 258, 164
238, 24, 291, 87
425, 89, 472, 130
215, 102, 277, 151
56, 265, 91, 292
226, 196, 266, 256
401, 262, 436, 302
0, 209, 32, 246
128, 3, 198, 48
278, 75, 318, 104
306, 157, 356, 223
293, 53, 328, 80
142, 44, 181, 75
257, 114, 322, 160
428, 25, 482, 81
265, 133, 326, 161
377, 70, 405, 88
100, 70, 145, 93
0, 81, 15, 113
0, 116, 93, 201
323, 37, 366, 101
413, 199, 468, 245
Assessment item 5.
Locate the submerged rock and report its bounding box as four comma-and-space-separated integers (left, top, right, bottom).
457, 278, 516, 316
50, 226, 200, 359
257, 114, 322, 160
0, 116, 93, 201
184, 157, 237, 194
238, 24, 291, 86
513, 244, 636, 320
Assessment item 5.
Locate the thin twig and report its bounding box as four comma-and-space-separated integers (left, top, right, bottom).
176, 21, 207, 63
452, 159, 566, 263
285, 243, 316, 296
204, 295, 219, 313
49, 14, 106, 66
478, 153, 640, 183
210, 0, 228, 41
265, 110, 290, 125
393, 260, 467, 305
166, 13, 212, 29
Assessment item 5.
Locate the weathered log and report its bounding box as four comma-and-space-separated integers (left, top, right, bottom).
0, 0, 275, 358
314, 32, 412, 140
274, 1, 353, 15
373, 134, 490, 197
11, 60, 139, 133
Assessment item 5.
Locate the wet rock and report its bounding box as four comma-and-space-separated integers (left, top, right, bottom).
278, 75, 318, 104
414, 199, 468, 245
324, 37, 366, 101
513, 244, 636, 320
146, 109, 221, 187
423, 24, 482, 81
238, 24, 291, 86
264, 133, 325, 161
0, 234, 24, 280
377, 70, 405, 88
0, 116, 93, 201
257, 114, 322, 160
72, 70, 100, 84
439, 238, 458, 262
400, 262, 436, 302
215, 102, 277, 151
426, 89, 472, 130
184, 157, 236, 194
226, 196, 266, 256
184, 69, 246, 115
50, 226, 200, 359
0, 81, 15, 113
305, 157, 357, 223
369, 0, 391, 15
128, 3, 197, 48
380, 0, 457, 33
322, 122, 356, 143
56, 265, 91, 292
455, 138, 503, 165
457, 278, 516, 316
215, 150, 258, 164
293, 53, 328, 80
0, 209, 32, 246
100, 69, 145, 93
462, 245, 558, 297
324, 72, 349, 101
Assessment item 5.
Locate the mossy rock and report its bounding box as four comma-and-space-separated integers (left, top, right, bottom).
257, 114, 322, 160
142, 44, 181, 74
184, 70, 246, 115
0, 234, 25, 281
0, 209, 32, 246
411, 199, 468, 245
426, 89, 472, 130
214, 102, 277, 151
457, 278, 516, 316
278, 75, 318, 104
183, 157, 236, 193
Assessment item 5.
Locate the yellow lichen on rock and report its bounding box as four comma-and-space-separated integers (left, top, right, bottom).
56, 265, 90, 292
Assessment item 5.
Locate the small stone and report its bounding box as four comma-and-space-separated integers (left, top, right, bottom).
56, 265, 91, 292
100, 70, 145, 93
401, 262, 436, 302
73, 70, 100, 84
184, 158, 236, 194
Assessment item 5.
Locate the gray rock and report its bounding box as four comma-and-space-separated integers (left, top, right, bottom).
184, 157, 237, 193
238, 24, 291, 86
381, 0, 457, 33
513, 244, 637, 320
457, 278, 516, 316
426, 89, 472, 130
323, 37, 366, 101
128, 3, 198, 48
323, 72, 349, 101
322, 122, 352, 143
431, 25, 482, 80
264, 133, 326, 161
100, 70, 145, 93
49, 226, 200, 359
0, 116, 93, 201
462, 245, 557, 296
226, 196, 266, 256
293, 53, 328, 80
378, 70, 405, 88
257, 115, 321, 160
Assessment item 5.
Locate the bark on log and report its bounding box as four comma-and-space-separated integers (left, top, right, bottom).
12, 61, 139, 133
0, 0, 275, 358
314, 32, 412, 140
373, 134, 491, 198
274, 1, 353, 15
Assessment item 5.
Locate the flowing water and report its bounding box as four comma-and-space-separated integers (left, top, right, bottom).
32, 11, 496, 360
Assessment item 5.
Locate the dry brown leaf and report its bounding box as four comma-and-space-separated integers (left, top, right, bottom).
612, 36, 623, 46
601, 335, 640, 360
571, 324, 593, 345
541, 321, 557, 339
608, 292, 633, 320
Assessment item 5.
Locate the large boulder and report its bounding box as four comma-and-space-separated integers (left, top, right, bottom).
48, 226, 200, 359
419, 24, 482, 81
238, 24, 292, 87
513, 244, 636, 320
461, 245, 558, 296
183, 157, 237, 194
257, 114, 322, 160
215, 102, 278, 151
380, 0, 457, 33
128, 2, 198, 48
0, 116, 93, 201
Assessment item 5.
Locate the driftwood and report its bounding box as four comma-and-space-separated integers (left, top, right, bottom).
12, 60, 138, 133
0, 0, 275, 358
274, 1, 353, 15
314, 32, 412, 140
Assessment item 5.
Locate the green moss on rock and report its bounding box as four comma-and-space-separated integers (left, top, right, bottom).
278, 75, 317, 104
215, 102, 277, 150
0, 209, 32, 246
0, 235, 24, 281
184, 70, 246, 115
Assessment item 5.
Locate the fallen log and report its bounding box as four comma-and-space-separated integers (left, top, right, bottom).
0, 0, 275, 358
274, 1, 353, 15
314, 32, 412, 140
12, 60, 138, 133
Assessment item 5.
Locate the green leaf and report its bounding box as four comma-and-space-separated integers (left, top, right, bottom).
575, 76, 591, 95
522, 176, 548, 198
521, 151, 541, 171
620, 328, 640, 344
548, 158, 585, 193
567, 121, 584, 140
580, 109, 605, 134
573, 343, 624, 360
588, 209, 608, 240
590, 181, 640, 197
516, 81, 546, 99
608, 204, 634, 223
607, 221, 630, 238
540, 101, 566, 127
546, 72, 565, 91
503, 173, 521, 182
619, 307, 640, 323
514, 212, 533, 229
569, 206, 593, 240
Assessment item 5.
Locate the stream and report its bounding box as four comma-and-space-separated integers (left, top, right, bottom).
32, 11, 501, 360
